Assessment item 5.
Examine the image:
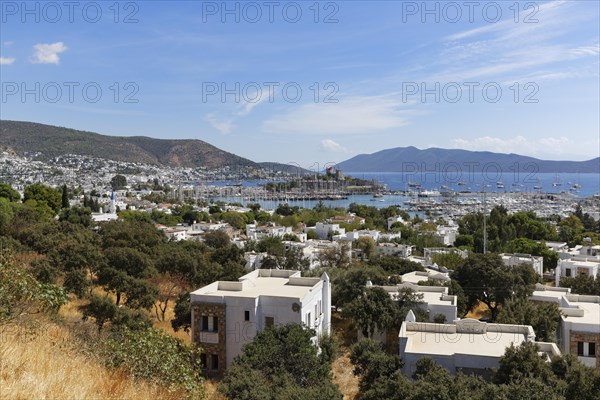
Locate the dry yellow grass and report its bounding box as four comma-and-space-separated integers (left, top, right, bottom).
332, 350, 360, 400
0, 317, 187, 400
466, 302, 492, 319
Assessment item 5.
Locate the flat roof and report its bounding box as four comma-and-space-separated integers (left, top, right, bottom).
401, 320, 533, 357
405, 330, 527, 356
562, 299, 600, 328
190, 270, 322, 301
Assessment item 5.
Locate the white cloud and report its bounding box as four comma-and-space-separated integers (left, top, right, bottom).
429, 1, 599, 84
3, 41, 14, 47
30, 42, 67, 65
262, 95, 411, 135
450, 135, 573, 157
237, 93, 268, 116
204, 113, 234, 134
0, 57, 15, 65
320, 139, 348, 153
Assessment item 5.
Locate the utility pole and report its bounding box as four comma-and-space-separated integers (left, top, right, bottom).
483, 185, 487, 254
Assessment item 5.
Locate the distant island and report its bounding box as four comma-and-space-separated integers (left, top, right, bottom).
337, 146, 600, 174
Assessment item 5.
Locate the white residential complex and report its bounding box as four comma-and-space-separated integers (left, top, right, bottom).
530, 285, 600, 369
500, 253, 544, 277
399, 315, 560, 377
190, 269, 331, 373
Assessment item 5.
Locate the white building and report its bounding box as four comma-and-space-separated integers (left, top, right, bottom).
555, 257, 600, 286
434, 225, 458, 246
400, 269, 451, 285
190, 269, 331, 372
387, 215, 407, 231
376, 243, 414, 258
399, 316, 560, 377
530, 285, 600, 369
284, 240, 351, 270
500, 253, 544, 278
246, 223, 293, 241
164, 228, 188, 241
424, 248, 468, 267
315, 222, 345, 240
371, 282, 457, 323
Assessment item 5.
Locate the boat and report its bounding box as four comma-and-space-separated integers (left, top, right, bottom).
457, 182, 466, 186
552, 174, 562, 187
373, 193, 383, 198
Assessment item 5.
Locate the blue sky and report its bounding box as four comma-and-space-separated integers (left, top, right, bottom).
1, 0, 599, 167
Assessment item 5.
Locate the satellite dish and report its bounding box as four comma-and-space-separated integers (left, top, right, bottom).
292, 302, 301, 312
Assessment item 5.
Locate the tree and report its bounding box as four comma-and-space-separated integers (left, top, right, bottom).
343, 287, 398, 338
496, 297, 561, 342
103, 326, 204, 396
561, 272, 600, 295
332, 265, 387, 307
504, 238, 559, 271
558, 215, 585, 246
61, 184, 69, 209
0, 252, 67, 321
317, 242, 351, 269
80, 295, 118, 332
99, 247, 157, 306
0, 183, 20, 202
349, 338, 404, 396
110, 174, 127, 190
355, 236, 376, 260
171, 291, 191, 333
451, 253, 536, 321
219, 323, 342, 399
59, 206, 93, 227
203, 229, 230, 249
23, 183, 62, 214
494, 342, 555, 385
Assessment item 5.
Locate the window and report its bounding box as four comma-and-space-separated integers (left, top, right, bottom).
589, 342, 596, 357
201, 315, 209, 331
566, 268, 572, 277
577, 341, 584, 356
200, 353, 207, 369
244, 310, 250, 321
212, 316, 219, 332
265, 316, 274, 329
306, 312, 311, 326
211, 354, 219, 370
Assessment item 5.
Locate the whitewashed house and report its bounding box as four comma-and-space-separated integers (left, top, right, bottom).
190, 270, 331, 373
399, 316, 560, 378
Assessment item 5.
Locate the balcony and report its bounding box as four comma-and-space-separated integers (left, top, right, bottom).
200, 331, 219, 344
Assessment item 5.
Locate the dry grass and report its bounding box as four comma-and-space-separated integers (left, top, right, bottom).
466, 302, 492, 319
332, 350, 360, 400
0, 317, 184, 400
330, 312, 360, 400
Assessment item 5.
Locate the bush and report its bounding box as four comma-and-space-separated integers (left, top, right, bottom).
101, 327, 204, 396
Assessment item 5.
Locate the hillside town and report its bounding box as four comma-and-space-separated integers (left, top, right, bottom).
1, 163, 599, 398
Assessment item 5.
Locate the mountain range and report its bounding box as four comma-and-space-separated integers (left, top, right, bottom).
336, 146, 600, 174
1, 120, 598, 174
0, 120, 307, 174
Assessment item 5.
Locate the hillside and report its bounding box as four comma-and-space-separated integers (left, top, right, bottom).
0, 120, 257, 169
337, 146, 600, 173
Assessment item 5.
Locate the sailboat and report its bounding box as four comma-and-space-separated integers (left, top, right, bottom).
552, 174, 562, 187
